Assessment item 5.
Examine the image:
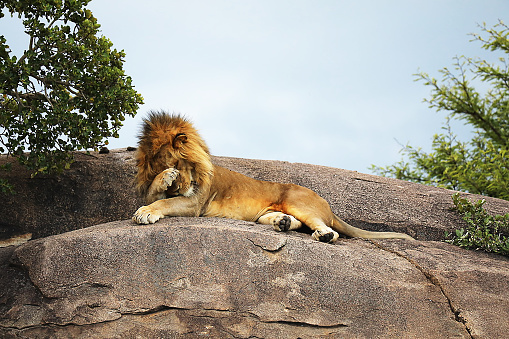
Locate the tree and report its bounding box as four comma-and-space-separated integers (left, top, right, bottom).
0, 0, 143, 178
372, 21, 509, 201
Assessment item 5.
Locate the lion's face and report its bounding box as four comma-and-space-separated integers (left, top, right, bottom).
149, 140, 196, 196
135, 111, 214, 197
143, 130, 185, 171
150, 144, 179, 173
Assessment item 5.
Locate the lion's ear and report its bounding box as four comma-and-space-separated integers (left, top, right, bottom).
173, 133, 188, 149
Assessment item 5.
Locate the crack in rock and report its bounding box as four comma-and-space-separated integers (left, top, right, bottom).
2, 304, 347, 338
246, 236, 287, 253
353, 177, 385, 184
370, 241, 474, 339
60, 281, 113, 291
120, 305, 178, 315
265, 319, 348, 329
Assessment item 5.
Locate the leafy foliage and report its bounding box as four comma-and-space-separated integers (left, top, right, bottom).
0, 0, 143, 177
0, 162, 13, 193
447, 193, 509, 256
371, 22, 508, 201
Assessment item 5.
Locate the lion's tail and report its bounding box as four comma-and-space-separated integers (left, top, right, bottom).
332, 214, 414, 240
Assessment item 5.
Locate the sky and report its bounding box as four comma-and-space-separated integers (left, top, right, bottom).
2, 1, 508, 173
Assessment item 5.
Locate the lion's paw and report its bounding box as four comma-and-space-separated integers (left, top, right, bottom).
273, 215, 291, 232
312, 229, 339, 243
161, 168, 179, 187
132, 205, 164, 224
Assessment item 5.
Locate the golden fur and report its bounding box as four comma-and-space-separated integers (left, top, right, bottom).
133, 111, 414, 243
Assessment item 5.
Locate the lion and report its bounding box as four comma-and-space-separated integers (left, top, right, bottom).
132, 111, 414, 243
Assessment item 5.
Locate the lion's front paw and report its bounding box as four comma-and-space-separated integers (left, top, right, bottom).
312, 229, 339, 243
160, 168, 179, 188
132, 205, 165, 224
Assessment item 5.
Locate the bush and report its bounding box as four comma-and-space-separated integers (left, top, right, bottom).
447, 193, 509, 256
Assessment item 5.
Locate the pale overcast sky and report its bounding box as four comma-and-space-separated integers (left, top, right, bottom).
2, 1, 508, 173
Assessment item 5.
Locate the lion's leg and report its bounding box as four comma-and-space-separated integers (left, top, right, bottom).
285, 208, 339, 243
133, 195, 199, 224
279, 186, 340, 243
257, 211, 302, 232
146, 168, 180, 204
306, 219, 339, 243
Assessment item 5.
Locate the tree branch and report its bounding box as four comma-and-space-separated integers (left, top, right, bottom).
17, 14, 63, 66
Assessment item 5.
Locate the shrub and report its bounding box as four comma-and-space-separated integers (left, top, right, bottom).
447, 192, 509, 256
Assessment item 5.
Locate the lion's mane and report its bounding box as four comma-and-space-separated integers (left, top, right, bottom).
134, 111, 213, 197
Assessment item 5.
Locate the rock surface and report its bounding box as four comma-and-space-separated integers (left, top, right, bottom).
2, 218, 508, 338
1, 149, 508, 241
0, 149, 143, 240
0, 218, 509, 338
1, 149, 509, 338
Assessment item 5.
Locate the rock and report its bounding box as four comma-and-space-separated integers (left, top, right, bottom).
1, 149, 508, 241
1, 149, 509, 338
377, 240, 509, 339
99, 146, 110, 154
4, 217, 508, 338
0, 233, 31, 248
0, 149, 143, 240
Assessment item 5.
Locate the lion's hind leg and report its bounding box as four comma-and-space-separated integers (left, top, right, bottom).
257, 211, 302, 232
308, 220, 339, 243
280, 185, 340, 243
284, 208, 340, 243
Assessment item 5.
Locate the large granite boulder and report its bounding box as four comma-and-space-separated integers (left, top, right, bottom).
1, 218, 508, 338
1, 149, 507, 241
0, 150, 143, 240
1, 149, 508, 338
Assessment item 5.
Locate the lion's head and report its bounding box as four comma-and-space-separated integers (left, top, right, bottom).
134, 111, 213, 197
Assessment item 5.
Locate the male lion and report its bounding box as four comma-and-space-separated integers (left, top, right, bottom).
132, 111, 413, 243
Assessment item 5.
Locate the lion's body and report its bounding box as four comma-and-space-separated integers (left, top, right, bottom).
203, 165, 332, 223
133, 111, 413, 243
